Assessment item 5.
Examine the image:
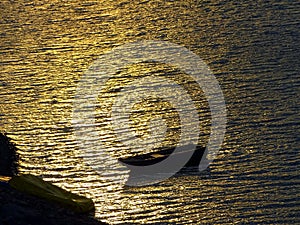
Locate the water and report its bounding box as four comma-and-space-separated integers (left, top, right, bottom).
1, 0, 299, 224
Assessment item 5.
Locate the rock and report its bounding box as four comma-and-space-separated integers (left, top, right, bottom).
0, 133, 19, 176
0, 185, 108, 225
0, 133, 109, 224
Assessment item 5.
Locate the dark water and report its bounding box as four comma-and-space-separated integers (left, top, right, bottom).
0, 0, 299, 224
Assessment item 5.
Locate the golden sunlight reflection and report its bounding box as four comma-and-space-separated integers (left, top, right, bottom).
1, 0, 299, 224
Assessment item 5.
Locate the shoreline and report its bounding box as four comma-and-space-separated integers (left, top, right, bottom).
0, 133, 108, 225
0, 183, 108, 225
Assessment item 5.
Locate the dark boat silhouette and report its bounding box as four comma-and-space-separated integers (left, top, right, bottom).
118, 144, 206, 168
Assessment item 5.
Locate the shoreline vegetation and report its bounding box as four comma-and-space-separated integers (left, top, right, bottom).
0, 133, 108, 225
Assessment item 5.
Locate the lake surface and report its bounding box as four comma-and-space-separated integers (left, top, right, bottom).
1, 0, 299, 224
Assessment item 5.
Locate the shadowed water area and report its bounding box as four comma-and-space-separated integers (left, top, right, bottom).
0, 0, 299, 224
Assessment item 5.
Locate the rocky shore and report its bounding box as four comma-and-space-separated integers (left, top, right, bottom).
0, 133, 108, 225
0, 133, 18, 176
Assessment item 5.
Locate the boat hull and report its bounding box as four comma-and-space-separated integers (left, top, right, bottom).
119, 145, 206, 169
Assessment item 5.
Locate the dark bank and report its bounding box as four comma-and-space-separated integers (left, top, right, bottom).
0, 133, 108, 225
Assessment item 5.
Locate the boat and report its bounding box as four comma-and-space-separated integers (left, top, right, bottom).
118, 144, 206, 169
8, 174, 95, 213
